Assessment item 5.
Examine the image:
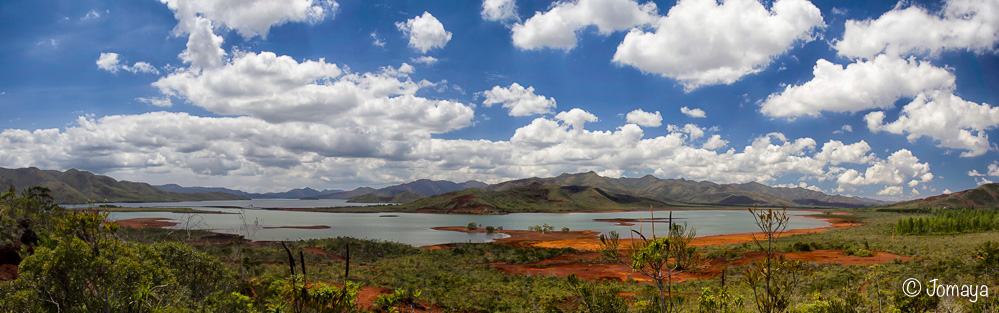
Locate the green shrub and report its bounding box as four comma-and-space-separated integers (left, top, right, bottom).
791, 242, 813, 252
466, 222, 477, 231
697, 286, 744, 313
206, 291, 254, 313
484, 225, 495, 233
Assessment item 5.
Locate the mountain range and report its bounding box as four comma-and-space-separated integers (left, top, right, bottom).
0, 167, 903, 211
389, 172, 889, 214
155, 184, 343, 199
0, 167, 247, 204
305, 179, 487, 200
877, 183, 999, 210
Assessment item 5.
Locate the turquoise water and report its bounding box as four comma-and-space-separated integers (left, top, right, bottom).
101, 199, 829, 246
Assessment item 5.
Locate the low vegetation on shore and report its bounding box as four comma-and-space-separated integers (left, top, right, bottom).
2, 186, 998, 312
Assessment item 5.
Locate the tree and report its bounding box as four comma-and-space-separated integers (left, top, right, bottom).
600, 211, 697, 313
743, 206, 807, 313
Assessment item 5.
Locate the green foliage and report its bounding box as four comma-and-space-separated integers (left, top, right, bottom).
562, 226, 570, 232
265, 277, 361, 313
975, 241, 999, 282
529, 223, 555, 233
485, 225, 495, 233
0, 186, 64, 246
697, 286, 744, 313
206, 291, 254, 313
843, 248, 875, 257
0, 191, 235, 312
894, 209, 999, 235
564, 274, 628, 313
790, 241, 813, 252
149, 241, 235, 301
372, 289, 422, 313
600, 211, 698, 313
467, 222, 477, 231
12, 223, 176, 312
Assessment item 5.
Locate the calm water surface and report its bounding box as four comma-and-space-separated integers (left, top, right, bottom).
100, 199, 829, 246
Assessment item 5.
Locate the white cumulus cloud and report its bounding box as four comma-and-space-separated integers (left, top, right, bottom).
814, 140, 873, 165
96, 52, 160, 74
613, 0, 824, 90
877, 185, 903, 196
702, 134, 728, 150
481, 83, 557, 116
667, 124, 704, 140
625, 109, 662, 127
865, 90, 999, 157
760, 55, 955, 118
154, 51, 473, 134
396, 12, 452, 54
482, 0, 519, 22
159, 0, 337, 39
511, 0, 658, 50
161, 0, 337, 70
835, 0, 999, 59
835, 149, 933, 187
680, 106, 706, 118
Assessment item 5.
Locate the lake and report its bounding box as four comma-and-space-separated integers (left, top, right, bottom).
98, 199, 830, 246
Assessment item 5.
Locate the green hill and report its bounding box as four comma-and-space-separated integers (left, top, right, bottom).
346, 191, 425, 204
878, 183, 999, 211
0, 167, 249, 204
484, 172, 882, 208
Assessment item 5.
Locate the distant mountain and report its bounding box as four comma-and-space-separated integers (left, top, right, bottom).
157, 184, 342, 199
372, 179, 487, 197
394, 182, 671, 214
309, 179, 485, 202
304, 187, 377, 200
0, 167, 248, 204
346, 191, 424, 204
387, 172, 885, 213
880, 183, 999, 210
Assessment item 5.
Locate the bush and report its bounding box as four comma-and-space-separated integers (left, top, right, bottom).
561, 227, 570, 233
466, 222, 477, 231
485, 226, 495, 233
791, 241, 813, 252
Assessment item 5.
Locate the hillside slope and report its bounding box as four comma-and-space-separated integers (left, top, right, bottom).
880, 183, 999, 210
485, 172, 882, 208
0, 167, 248, 204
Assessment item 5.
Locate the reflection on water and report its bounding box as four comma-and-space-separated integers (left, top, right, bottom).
101, 199, 829, 246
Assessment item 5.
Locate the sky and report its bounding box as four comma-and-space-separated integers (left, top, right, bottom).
0, 0, 997, 200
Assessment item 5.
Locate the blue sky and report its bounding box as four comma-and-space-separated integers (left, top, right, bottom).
1, 0, 997, 200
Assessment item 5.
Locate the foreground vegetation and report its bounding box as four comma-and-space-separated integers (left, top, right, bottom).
2, 186, 998, 312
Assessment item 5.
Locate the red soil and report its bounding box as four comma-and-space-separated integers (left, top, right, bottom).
0, 264, 17, 280
435, 213, 895, 284
493, 249, 910, 283
116, 217, 179, 228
